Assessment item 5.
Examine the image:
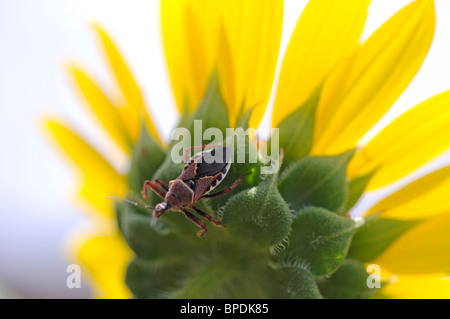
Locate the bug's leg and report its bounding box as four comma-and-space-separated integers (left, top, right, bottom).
142, 180, 167, 200
202, 172, 251, 199
190, 206, 223, 227
154, 179, 169, 192
182, 209, 208, 238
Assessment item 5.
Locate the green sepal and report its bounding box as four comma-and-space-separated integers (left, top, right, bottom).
127, 245, 276, 299
222, 172, 291, 248
317, 259, 380, 299
271, 85, 321, 169
278, 150, 354, 213
127, 125, 166, 193
235, 106, 253, 130
348, 216, 420, 262
268, 266, 323, 299
126, 257, 185, 299
183, 70, 230, 145
168, 254, 272, 299
346, 169, 377, 212
116, 201, 192, 260
283, 207, 356, 276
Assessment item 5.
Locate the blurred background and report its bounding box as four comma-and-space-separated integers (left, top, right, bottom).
0, 0, 449, 298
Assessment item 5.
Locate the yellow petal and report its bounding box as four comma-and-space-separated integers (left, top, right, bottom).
380, 274, 450, 299
366, 166, 450, 220
220, 0, 283, 128
272, 0, 370, 127
161, 0, 219, 113
161, 1, 282, 128
75, 231, 132, 299
373, 212, 450, 275
313, 0, 435, 155
45, 119, 126, 217
217, 20, 236, 120
92, 25, 162, 146
78, 178, 118, 217
67, 66, 131, 155
349, 91, 450, 190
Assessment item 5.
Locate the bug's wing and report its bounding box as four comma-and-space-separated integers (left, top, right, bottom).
178, 146, 232, 185
182, 152, 203, 172
193, 175, 216, 202
194, 147, 232, 178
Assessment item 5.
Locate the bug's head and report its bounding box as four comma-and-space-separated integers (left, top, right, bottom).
153, 202, 170, 218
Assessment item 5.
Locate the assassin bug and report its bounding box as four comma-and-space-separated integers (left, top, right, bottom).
110, 146, 249, 238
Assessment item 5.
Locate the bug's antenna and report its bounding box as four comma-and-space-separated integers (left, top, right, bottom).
107, 196, 154, 210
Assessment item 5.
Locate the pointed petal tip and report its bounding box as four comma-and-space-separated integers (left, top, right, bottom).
89, 22, 105, 34
42, 116, 63, 133
312, 0, 436, 156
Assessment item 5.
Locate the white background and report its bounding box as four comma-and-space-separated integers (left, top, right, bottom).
0, 0, 449, 298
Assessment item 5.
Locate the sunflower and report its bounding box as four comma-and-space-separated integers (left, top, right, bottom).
45, 0, 450, 299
